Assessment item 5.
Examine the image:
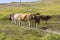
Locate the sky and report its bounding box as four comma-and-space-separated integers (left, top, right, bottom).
0, 0, 38, 3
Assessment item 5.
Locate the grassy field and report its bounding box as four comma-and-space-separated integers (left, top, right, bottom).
0, 1, 60, 40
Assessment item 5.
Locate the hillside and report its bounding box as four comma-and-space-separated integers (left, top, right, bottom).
0, 0, 60, 40
41, 0, 60, 4
0, 0, 60, 7
0, 1, 60, 16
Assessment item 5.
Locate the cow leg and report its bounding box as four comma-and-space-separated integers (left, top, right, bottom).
30, 20, 34, 28
34, 22, 36, 28
28, 20, 33, 27
32, 20, 36, 28
46, 20, 48, 24
19, 20, 21, 26
31, 21, 34, 27
28, 20, 31, 27
12, 18, 16, 25
24, 21, 27, 26
37, 22, 39, 25
14, 20, 17, 25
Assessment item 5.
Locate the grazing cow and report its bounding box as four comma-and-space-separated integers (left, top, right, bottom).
8, 13, 32, 26
8, 13, 17, 24
30, 13, 41, 27
34, 13, 41, 25
40, 15, 52, 24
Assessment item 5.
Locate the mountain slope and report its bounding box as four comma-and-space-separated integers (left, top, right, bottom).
41, 0, 60, 4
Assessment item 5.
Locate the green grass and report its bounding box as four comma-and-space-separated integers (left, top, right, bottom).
45, 34, 60, 40
0, 20, 47, 40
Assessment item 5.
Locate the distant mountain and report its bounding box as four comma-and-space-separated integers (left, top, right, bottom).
0, 0, 60, 8
0, 2, 40, 8
41, 0, 60, 4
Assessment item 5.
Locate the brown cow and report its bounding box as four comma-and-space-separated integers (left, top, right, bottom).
30, 13, 41, 27
30, 13, 52, 27
40, 15, 52, 24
